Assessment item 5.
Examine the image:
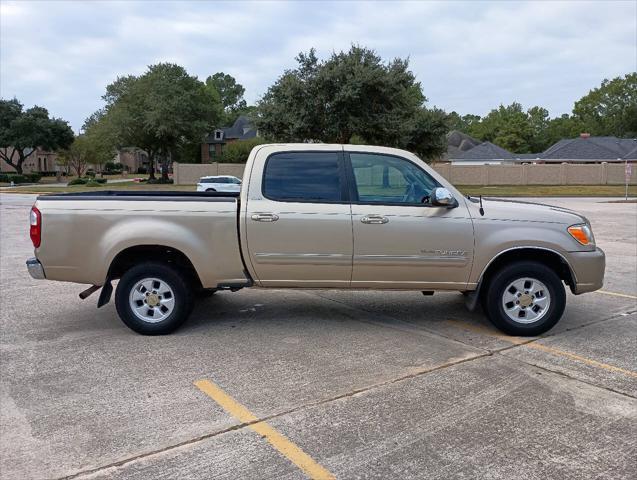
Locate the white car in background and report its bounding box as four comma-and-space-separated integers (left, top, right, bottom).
196, 175, 242, 193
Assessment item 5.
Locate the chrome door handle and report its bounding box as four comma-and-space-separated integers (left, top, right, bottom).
361, 214, 389, 224
251, 213, 279, 222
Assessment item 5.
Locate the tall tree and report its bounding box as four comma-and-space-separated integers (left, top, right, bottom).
57, 135, 95, 177
0, 99, 74, 174
403, 107, 450, 160
573, 73, 637, 137
205, 73, 246, 110
446, 111, 481, 133
101, 63, 219, 179
257, 46, 447, 159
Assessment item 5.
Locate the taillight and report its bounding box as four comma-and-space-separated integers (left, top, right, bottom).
30, 206, 41, 248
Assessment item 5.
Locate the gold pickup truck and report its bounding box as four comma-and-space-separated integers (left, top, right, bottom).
26, 144, 605, 336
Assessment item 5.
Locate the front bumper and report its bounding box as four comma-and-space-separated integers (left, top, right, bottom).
568, 247, 605, 294
26, 257, 46, 280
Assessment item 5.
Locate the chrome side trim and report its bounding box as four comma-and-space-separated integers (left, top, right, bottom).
254, 253, 352, 265
26, 257, 46, 280
354, 254, 468, 267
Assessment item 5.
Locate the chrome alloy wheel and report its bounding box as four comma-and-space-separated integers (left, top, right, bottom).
501, 277, 551, 324
129, 277, 175, 323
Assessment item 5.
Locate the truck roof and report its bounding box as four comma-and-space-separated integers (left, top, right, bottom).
253, 143, 418, 158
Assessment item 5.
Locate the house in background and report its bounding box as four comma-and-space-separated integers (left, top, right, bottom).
0, 147, 59, 174
444, 130, 481, 161
201, 115, 257, 163
116, 148, 150, 173
444, 132, 636, 164
540, 134, 637, 162
452, 141, 539, 165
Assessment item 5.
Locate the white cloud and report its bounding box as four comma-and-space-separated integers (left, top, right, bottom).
1, 0, 635, 130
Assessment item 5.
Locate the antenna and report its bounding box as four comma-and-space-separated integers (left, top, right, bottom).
479, 195, 484, 216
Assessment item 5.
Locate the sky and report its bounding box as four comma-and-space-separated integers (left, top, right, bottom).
1, 0, 635, 131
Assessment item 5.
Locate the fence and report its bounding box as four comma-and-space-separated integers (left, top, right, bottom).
173, 161, 636, 186
172, 162, 246, 185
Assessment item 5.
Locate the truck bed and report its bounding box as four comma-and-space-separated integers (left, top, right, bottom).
38, 190, 240, 200
33, 190, 248, 288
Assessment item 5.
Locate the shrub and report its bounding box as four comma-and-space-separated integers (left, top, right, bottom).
27, 173, 42, 183
146, 177, 173, 184
85, 180, 102, 187
222, 138, 266, 164
68, 178, 88, 185
103, 162, 123, 174
1, 174, 28, 184
93, 177, 107, 184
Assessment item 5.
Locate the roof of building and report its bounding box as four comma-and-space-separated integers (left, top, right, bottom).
205, 115, 257, 144
445, 130, 481, 159
542, 136, 637, 160
623, 144, 637, 160
455, 141, 515, 160
445, 132, 636, 162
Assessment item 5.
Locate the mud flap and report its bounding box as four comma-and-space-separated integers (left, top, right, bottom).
97, 280, 113, 308
464, 289, 480, 312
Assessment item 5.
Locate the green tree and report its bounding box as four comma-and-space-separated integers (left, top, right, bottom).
257, 46, 447, 159
205, 72, 248, 125
526, 106, 551, 152
101, 63, 219, 180
573, 73, 637, 137
470, 103, 534, 153
446, 111, 481, 133
81, 110, 117, 173
403, 108, 450, 161
57, 135, 101, 177
0, 98, 74, 174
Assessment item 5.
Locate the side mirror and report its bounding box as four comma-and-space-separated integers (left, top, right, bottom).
430, 187, 457, 208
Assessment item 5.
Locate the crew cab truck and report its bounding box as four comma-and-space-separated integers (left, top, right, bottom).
27, 144, 605, 336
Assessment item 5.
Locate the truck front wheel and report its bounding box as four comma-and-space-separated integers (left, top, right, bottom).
483, 261, 566, 336
115, 262, 194, 335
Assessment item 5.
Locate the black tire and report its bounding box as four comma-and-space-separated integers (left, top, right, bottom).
115, 262, 194, 335
482, 261, 566, 336
205, 188, 216, 192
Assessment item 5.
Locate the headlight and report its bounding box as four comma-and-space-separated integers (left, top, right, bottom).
568, 223, 595, 246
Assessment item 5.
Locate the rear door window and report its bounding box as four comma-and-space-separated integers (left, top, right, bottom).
263, 152, 344, 203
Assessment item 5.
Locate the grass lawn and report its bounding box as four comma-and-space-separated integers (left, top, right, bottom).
456, 185, 636, 197
1, 182, 635, 197
0, 182, 195, 194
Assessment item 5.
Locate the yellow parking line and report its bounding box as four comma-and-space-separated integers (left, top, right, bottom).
446, 320, 637, 378
596, 290, 637, 300
526, 342, 637, 378
194, 379, 335, 480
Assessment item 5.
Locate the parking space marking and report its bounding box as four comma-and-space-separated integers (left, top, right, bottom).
446, 320, 637, 378
596, 290, 637, 300
194, 379, 335, 480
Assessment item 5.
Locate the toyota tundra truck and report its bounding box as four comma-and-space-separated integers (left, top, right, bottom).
26, 144, 605, 336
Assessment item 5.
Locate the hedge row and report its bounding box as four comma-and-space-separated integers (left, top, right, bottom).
0, 173, 42, 184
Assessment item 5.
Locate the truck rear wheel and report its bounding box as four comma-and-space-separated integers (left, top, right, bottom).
483, 261, 565, 336
115, 262, 194, 335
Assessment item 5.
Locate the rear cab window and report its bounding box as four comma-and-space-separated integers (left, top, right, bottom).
262, 152, 346, 203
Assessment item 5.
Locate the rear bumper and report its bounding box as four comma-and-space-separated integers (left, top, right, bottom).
26, 257, 46, 280
568, 247, 605, 294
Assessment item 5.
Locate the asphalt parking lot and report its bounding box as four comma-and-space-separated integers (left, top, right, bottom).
1, 194, 636, 480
